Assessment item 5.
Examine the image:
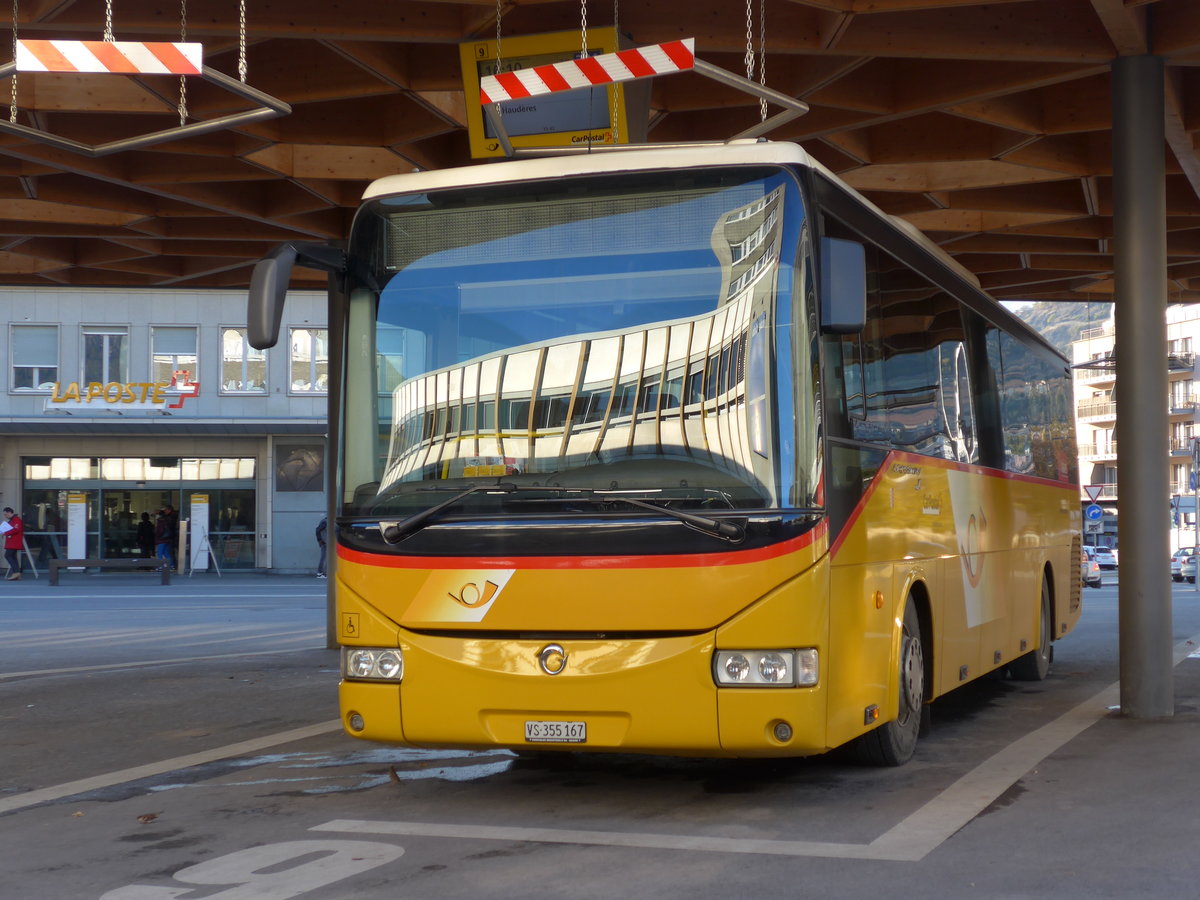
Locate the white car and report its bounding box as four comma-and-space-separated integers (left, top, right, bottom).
1081, 549, 1102, 588
1173, 547, 1197, 583
1091, 546, 1117, 570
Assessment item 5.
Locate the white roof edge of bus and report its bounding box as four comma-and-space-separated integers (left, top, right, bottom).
362, 140, 809, 198
362, 140, 981, 290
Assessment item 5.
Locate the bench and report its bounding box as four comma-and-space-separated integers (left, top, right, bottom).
49, 558, 172, 586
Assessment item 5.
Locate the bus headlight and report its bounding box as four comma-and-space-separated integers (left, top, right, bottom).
713, 649, 818, 687
343, 647, 404, 682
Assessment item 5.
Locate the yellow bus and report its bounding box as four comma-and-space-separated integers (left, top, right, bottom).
250, 141, 1081, 765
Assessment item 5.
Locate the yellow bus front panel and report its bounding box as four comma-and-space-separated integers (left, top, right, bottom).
337, 534, 838, 758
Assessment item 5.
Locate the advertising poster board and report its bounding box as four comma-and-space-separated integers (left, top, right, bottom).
190, 493, 210, 572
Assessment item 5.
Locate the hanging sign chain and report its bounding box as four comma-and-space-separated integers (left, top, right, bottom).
494, 0, 503, 116
744, 0, 754, 85
610, 0, 619, 143
759, 0, 767, 122
104, 0, 114, 41
178, 0, 188, 125
580, 0, 588, 58
238, 0, 247, 82
745, 0, 767, 123
10, 0, 17, 123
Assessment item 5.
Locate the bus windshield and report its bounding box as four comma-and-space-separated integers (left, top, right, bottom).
340, 165, 818, 519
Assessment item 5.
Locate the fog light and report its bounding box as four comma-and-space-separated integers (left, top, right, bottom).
772, 720, 793, 742
348, 713, 365, 732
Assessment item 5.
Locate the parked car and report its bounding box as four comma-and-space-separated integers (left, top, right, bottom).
1173, 547, 1197, 583
1172, 554, 1183, 581
1081, 549, 1102, 588
1091, 545, 1117, 570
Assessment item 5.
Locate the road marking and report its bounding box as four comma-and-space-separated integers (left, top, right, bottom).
0, 644, 329, 680
0, 720, 342, 816
10, 625, 319, 648
8, 629, 1198, 865
315, 631, 1200, 863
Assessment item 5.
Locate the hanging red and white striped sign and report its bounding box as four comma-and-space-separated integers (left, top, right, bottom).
480, 38, 695, 105
16, 39, 203, 76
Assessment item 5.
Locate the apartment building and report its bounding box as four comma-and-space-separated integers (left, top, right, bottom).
1072, 304, 1200, 552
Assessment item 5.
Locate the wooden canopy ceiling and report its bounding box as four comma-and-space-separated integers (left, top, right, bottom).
1, 0, 1198, 301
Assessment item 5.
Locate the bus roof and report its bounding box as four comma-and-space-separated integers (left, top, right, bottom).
363, 141, 985, 293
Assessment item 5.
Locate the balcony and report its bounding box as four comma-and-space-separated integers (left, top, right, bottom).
1077, 399, 1116, 422
1074, 361, 1116, 385
1171, 438, 1195, 456
1168, 351, 1196, 372
1170, 394, 1199, 415
1079, 442, 1118, 461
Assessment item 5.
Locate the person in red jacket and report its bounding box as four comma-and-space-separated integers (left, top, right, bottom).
3, 507, 24, 580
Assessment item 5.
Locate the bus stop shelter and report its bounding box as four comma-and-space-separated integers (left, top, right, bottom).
0, 0, 1196, 716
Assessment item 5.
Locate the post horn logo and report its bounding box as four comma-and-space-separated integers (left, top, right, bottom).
448, 580, 500, 608
537, 643, 568, 675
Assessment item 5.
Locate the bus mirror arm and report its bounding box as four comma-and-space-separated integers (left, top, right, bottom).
247, 242, 346, 350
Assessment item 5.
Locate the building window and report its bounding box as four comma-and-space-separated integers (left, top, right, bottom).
11, 324, 58, 391
290, 328, 328, 394
151, 326, 198, 384
221, 327, 267, 393
83, 326, 129, 384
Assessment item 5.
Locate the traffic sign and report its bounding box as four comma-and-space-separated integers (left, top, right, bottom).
1084, 484, 1103, 502
1085, 503, 1103, 521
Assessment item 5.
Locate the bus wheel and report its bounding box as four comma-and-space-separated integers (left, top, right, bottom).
1009, 573, 1052, 681
850, 600, 925, 766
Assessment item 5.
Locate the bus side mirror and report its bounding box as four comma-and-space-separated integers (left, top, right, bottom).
819, 237, 866, 334
247, 242, 346, 349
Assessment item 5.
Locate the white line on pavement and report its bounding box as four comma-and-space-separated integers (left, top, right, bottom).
314, 630, 1200, 863
0, 643, 329, 680
0, 721, 342, 816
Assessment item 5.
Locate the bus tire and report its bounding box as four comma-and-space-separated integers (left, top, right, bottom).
850, 599, 925, 766
1008, 573, 1052, 681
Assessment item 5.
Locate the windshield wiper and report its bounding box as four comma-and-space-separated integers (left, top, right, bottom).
379, 483, 745, 544
588, 493, 745, 543
379, 483, 520, 543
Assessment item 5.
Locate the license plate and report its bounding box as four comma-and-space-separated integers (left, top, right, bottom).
524, 720, 587, 743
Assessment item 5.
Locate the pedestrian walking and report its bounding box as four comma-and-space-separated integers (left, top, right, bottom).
316, 515, 328, 578
2, 507, 24, 580
154, 509, 173, 566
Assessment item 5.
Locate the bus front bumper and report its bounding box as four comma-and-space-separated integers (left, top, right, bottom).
339, 631, 829, 758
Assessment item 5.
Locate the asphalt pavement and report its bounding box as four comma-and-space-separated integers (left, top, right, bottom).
1, 568, 1199, 898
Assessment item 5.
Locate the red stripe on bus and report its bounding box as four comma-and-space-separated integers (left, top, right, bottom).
338, 522, 826, 571
827, 450, 1079, 560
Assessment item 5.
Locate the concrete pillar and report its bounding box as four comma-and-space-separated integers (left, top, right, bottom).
1112, 54, 1174, 717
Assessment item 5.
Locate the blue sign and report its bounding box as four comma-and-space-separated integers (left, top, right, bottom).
1085, 504, 1103, 521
